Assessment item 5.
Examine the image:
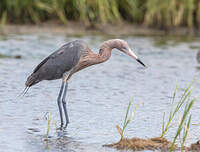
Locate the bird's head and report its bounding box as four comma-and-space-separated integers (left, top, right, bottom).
117, 39, 146, 67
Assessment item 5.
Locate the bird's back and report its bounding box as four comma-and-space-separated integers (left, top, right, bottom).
26, 40, 88, 87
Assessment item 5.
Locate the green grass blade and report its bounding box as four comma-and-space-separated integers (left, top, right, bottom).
123, 100, 132, 127
181, 114, 192, 150
122, 102, 140, 135
169, 84, 178, 119
46, 112, 51, 149
162, 112, 165, 135
162, 81, 194, 137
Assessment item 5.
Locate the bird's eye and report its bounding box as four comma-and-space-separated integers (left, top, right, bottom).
122, 46, 127, 50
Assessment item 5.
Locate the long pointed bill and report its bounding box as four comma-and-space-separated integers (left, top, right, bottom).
127, 49, 146, 67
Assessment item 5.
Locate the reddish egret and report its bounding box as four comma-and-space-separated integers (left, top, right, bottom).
25, 39, 145, 128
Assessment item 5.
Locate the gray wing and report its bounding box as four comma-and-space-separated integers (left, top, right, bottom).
33, 40, 87, 80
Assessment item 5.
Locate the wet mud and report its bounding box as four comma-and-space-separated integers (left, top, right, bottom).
104, 126, 177, 151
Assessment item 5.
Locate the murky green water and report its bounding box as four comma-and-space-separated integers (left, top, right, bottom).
0, 34, 200, 152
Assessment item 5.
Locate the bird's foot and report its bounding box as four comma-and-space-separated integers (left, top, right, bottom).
64, 123, 69, 129
57, 126, 63, 131
56, 122, 69, 131
57, 128, 67, 137
56, 123, 64, 130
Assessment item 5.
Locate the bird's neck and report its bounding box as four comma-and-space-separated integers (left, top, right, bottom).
97, 39, 122, 63
97, 47, 112, 63
72, 39, 122, 74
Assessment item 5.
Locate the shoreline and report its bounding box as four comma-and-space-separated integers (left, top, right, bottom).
1, 22, 200, 36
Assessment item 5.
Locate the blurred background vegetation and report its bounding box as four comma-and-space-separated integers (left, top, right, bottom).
1, 0, 200, 29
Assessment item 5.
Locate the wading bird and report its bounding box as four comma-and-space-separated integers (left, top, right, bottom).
25, 39, 145, 128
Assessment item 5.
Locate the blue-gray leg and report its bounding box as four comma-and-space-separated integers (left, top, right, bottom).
62, 82, 69, 128
57, 81, 65, 127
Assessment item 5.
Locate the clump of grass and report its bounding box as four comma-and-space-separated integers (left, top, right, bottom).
106, 81, 196, 151
161, 81, 194, 137
118, 100, 140, 139
120, 100, 140, 138
104, 100, 176, 151
160, 80, 196, 151
170, 98, 195, 152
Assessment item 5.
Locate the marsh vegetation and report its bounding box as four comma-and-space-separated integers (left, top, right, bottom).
1, 0, 200, 30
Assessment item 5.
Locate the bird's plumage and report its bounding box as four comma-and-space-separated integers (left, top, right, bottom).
26, 40, 88, 86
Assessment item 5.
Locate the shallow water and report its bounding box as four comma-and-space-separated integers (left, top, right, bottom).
0, 34, 200, 152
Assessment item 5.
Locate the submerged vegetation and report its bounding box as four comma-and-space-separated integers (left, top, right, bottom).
1, 0, 200, 29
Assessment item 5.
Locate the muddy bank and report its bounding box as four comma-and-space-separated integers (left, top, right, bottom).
103, 124, 200, 152
1, 22, 200, 36
188, 140, 200, 151
104, 136, 200, 151
103, 126, 177, 151
104, 137, 177, 151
